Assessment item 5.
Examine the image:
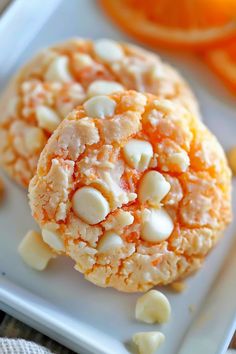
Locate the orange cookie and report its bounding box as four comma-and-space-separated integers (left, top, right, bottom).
29, 91, 231, 292
0, 38, 199, 187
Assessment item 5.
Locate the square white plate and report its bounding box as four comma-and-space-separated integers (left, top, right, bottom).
0, 1, 236, 353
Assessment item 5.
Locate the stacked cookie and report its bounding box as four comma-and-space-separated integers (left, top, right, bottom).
0, 38, 231, 292
0, 39, 199, 187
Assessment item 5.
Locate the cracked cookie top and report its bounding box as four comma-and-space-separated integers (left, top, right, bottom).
29, 90, 231, 292
0, 38, 199, 187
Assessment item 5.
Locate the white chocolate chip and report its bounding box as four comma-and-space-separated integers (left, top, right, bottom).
168, 151, 190, 172
36, 105, 61, 133
84, 96, 116, 118
67, 83, 85, 100
133, 332, 165, 354
18, 230, 55, 271
138, 171, 170, 206
45, 55, 73, 83
87, 80, 124, 97
72, 186, 110, 225
94, 39, 124, 63
42, 228, 65, 252
98, 230, 123, 252
73, 53, 93, 69
141, 208, 173, 243
135, 290, 171, 324
123, 139, 153, 171
25, 127, 46, 153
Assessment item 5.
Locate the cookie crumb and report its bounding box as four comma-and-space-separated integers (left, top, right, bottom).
0, 177, 4, 199
227, 147, 236, 175
170, 281, 186, 293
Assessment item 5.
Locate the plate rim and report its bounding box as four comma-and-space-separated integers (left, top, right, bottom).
0, 2, 235, 354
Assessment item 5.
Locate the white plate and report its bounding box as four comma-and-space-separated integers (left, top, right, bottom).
0, 1, 236, 354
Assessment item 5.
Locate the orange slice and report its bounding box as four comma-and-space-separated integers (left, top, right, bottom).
205, 42, 236, 94
100, 0, 236, 50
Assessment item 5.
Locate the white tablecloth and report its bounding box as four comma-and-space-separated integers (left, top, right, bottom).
0, 338, 53, 354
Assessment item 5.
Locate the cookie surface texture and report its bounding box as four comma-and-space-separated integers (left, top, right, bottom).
0, 38, 199, 187
29, 91, 231, 292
